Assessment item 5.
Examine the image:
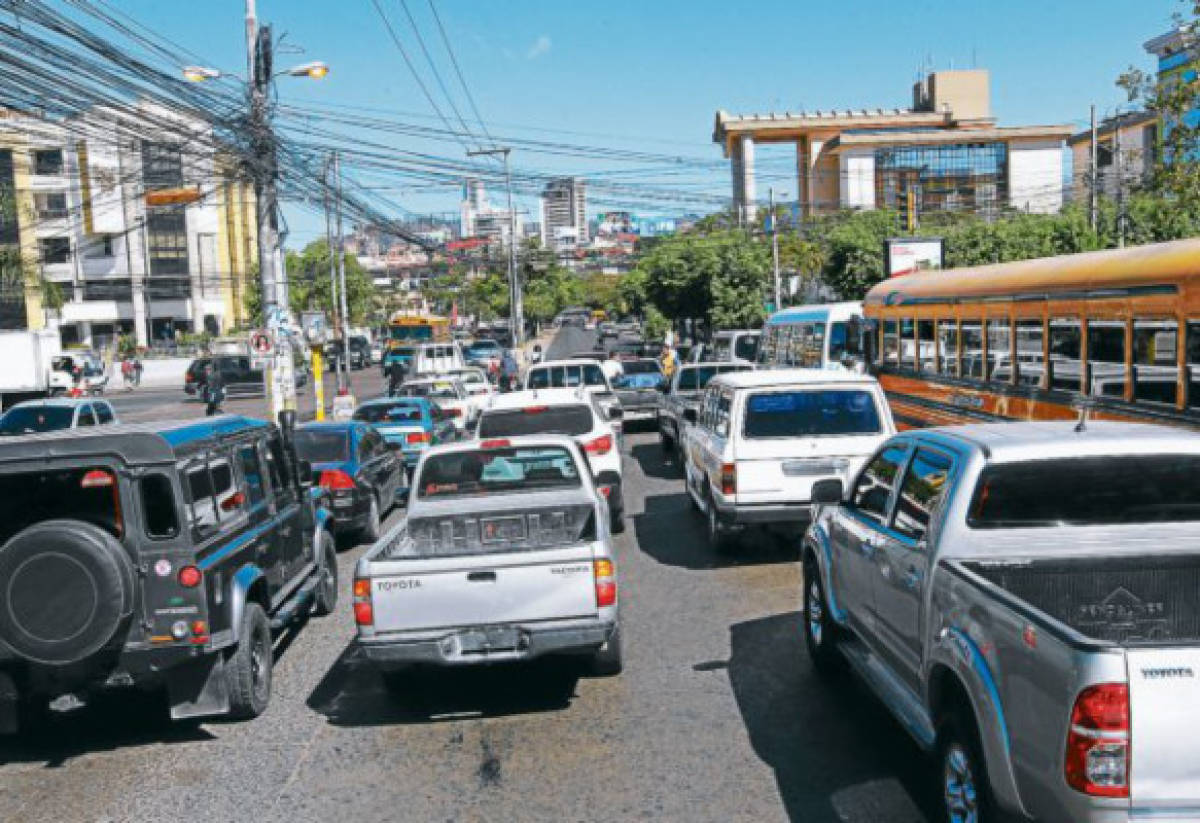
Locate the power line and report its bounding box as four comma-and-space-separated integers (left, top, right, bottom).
426, 0, 495, 147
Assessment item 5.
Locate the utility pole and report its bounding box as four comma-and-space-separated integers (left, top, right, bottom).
323, 153, 341, 394
467, 147, 521, 349
768, 187, 781, 311
333, 150, 352, 394
1089, 105, 1098, 232
1115, 116, 1126, 248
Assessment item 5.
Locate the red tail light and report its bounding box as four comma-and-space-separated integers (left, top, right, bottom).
320, 469, 356, 490
523, 405, 549, 414
177, 565, 202, 588
594, 558, 616, 607
480, 439, 511, 449
721, 463, 736, 495
443, 407, 463, 418
353, 578, 373, 626
597, 485, 612, 498
1065, 683, 1130, 797
406, 431, 431, 444
81, 469, 114, 489
584, 434, 613, 455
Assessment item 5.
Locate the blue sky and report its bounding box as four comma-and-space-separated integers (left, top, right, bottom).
108, 0, 1185, 247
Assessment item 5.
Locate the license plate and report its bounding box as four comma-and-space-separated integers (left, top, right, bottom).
458, 626, 521, 652
481, 516, 526, 543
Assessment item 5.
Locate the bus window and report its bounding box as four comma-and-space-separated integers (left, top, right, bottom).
798, 324, 824, 368
1015, 320, 1045, 387
1088, 321, 1127, 399
961, 321, 985, 379
828, 320, 862, 366
882, 320, 899, 367
759, 327, 777, 365
988, 320, 1011, 383
936, 320, 958, 376
1133, 320, 1178, 406
1049, 319, 1082, 392
1188, 322, 1200, 409
916, 321, 936, 372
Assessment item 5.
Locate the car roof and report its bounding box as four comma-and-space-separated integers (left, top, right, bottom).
357, 396, 426, 407
534, 359, 603, 368
712, 329, 760, 337
915, 421, 1200, 463
0, 415, 269, 467
484, 388, 592, 411
707, 368, 878, 390
679, 361, 750, 370
424, 433, 580, 456
7, 397, 110, 410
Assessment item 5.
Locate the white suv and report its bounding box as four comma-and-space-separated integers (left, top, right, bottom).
476, 388, 626, 532
524, 359, 620, 418
682, 369, 895, 551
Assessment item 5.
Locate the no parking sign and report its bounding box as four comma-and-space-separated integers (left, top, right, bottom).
249, 329, 274, 357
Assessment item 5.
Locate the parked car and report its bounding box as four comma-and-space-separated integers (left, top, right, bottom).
524, 359, 621, 419
0, 397, 118, 435
682, 369, 894, 551
393, 377, 475, 436
208, 354, 308, 397
658, 361, 754, 458
477, 388, 626, 532
611, 358, 664, 424
294, 422, 404, 541
352, 396, 455, 478
803, 421, 1200, 823
353, 435, 622, 679
0, 414, 338, 733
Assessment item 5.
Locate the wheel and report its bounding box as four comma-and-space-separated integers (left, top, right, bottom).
706, 492, 734, 553
311, 532, 338, 617
660, 430, 674, 454
358, 495, 381, 543
224, 603, 272, 720
591, 624, 623, 676
803, 558, 840, 674
937, 709, 996, 823
608, 486, 626, 534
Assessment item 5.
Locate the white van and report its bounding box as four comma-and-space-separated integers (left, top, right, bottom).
411, 342, 464, 376
682, 369, 895, 551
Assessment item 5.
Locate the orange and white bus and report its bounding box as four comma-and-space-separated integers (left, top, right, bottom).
862, 237, 1200, 430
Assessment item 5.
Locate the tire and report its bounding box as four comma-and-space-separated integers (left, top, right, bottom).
311, 532, 338, 617
706, 492, 734, 553
591, 623, 623, 676
358, 495, 381, 543
608, 483, 626, 534
803, 558, 840, 675
937, 709, 996, 823
660, 430, 674, 454
0, 520, 134, 665
224, 603, 272, 720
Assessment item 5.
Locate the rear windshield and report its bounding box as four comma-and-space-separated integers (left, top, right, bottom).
397, 382, 458, 399
969, 455, 1200, 528
528, 364, 607, 389
294, 430, 350, 463
467, 341, 500, 353
417, 446, 582, 499
623, 360, 661, 375
677, 364, 748, 391
0, 467, 122, 545
479, 406, 593, 438
354, 404, 423, 424
0, 406, 74, 435
743, 389, 882, 438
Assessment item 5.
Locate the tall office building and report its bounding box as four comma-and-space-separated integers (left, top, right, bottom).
539, 177, 588, 251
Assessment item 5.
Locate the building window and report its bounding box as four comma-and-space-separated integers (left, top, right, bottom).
146, 205, 189, 276
85, 234, 115, 258
146, 277, 190, 299
875, 142, 1008, 220
39, 237, 70, 265
34, 192, 68, 220
83, 279, 133, 301
142, 142, 183, 189
33, 149, 63, 176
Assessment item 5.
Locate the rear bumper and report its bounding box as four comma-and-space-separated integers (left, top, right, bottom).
713, 497, 811, 525
357, 618, 616, 667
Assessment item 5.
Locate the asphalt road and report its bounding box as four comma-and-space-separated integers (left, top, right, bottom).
0, 328, 936, 823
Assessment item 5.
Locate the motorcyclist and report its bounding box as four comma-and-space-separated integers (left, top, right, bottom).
500, 349, 520, 392
204, 364, 225, 416
386, 357, 406, 397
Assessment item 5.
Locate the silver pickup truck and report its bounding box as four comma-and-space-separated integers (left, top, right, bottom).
803, 421, 1200, 823
354, 435, 622, 677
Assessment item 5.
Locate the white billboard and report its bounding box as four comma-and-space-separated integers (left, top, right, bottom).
884, 238, 945, 277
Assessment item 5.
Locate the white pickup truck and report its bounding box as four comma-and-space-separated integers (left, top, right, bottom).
353, 435, 622, 678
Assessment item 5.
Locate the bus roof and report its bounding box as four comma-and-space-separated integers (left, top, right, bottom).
863, 238, 1200, 309
765, 301, 862, 325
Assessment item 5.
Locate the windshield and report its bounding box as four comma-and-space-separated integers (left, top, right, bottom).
743, 389, 882, 438
353, 404, 424, 424
969, 454, 1200, 528
478, 406, 594, 438
828, 321, 862, 363
734, 334, 759, 361
294, 430, 350, 463
528, 364, 607, 389
0, 466, 123, 545
0, 406, 75, 434
677, 364, 749, 391
417, 445, 582, 499
467, 341, 500, 354
390, 325, 433, 341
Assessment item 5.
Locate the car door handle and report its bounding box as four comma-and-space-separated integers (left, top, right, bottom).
467, 571, 496, 583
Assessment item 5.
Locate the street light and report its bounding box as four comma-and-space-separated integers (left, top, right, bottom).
180, 60, 330, 82
287, 61, 329, 79
182, 65, 221, 83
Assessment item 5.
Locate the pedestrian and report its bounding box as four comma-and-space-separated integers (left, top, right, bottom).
204, 365, 225, 416
120, 357, 133, 389
132, 356, 143, 387
600, 352, 623, 382
659, 345, 677, 381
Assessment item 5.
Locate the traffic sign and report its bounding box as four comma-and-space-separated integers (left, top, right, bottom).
249, 329, 274, 357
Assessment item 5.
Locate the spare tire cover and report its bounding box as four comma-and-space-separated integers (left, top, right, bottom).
0, 519, 134, 665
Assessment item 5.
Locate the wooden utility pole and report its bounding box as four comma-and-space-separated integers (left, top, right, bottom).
1089, 104, 1098, 232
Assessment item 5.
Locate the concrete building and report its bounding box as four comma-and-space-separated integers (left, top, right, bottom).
459, 176, 520, 249
539, 177, 587, 250
1144, 26, 1200, 136
713, 70, 1074, 223
1067, 111, 1157, 203
0, 102, 257, 348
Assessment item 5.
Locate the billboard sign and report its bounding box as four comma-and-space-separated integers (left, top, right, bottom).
884, 237, 945, 277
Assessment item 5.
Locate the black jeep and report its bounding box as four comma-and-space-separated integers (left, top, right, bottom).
0, 413, 338, 732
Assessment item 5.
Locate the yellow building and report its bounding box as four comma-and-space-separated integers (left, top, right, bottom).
215, 152, 258, 332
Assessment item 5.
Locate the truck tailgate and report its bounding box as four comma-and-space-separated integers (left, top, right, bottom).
369, 546, 598, 633
1127, 647, 1200, 807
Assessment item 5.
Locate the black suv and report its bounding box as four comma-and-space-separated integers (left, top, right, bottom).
0, 413, 337, 732
324, 337, 370, 371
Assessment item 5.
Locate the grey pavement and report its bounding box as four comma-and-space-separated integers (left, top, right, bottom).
0, 329, 935, 823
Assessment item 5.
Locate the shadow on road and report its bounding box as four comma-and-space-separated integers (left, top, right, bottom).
628, 441, 683, 481
0, 690, 214, 767
726, 612, 936, 823
634, 492, 799, 570
307, 645, 583, 726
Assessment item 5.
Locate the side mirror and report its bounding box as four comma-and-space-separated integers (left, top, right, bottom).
811, 478, 844, 505
607, 406, 624, 421
682, 407, 698, 424
297, 459, 314, 485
